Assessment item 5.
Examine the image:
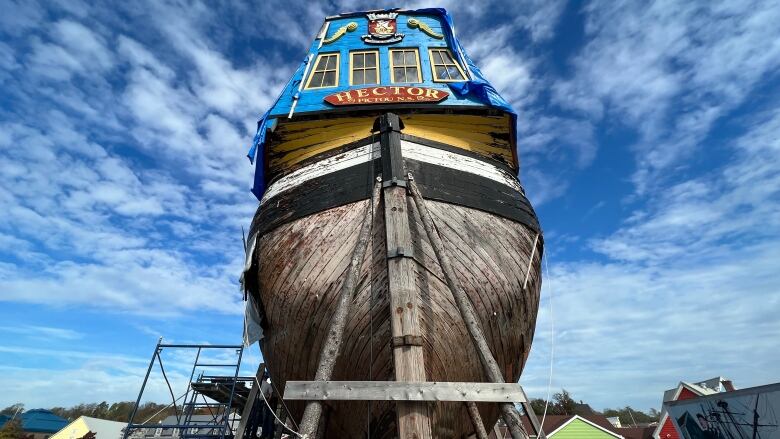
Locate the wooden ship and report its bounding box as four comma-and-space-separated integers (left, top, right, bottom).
242, 8, 543, 439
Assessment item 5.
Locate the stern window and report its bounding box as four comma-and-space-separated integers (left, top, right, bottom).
350, 51, 379, 85
389, 49, 421, 83
429, 48, 466, 82
305, 53, 340, 89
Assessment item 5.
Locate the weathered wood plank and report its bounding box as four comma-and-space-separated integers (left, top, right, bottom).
255, 197, 541, 438
235, 363, 265, 439
267, 113, 515, 174
467, 401, 490, 439
284, 381, 529, 403
381, 112, 433, 439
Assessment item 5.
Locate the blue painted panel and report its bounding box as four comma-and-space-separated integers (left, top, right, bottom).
268, 12, 488, 118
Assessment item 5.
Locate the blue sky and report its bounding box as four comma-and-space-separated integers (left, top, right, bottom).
1, 0, 779, 413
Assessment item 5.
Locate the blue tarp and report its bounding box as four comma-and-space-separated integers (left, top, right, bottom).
247, 56, 310, 200
246, 9, 518, 201
410, 8, 516, 116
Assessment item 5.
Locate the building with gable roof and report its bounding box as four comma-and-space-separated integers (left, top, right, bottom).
0, 409, 69, 439
489, 408, 625, 439
51, 416, 127, 439
653, 377, 735, 439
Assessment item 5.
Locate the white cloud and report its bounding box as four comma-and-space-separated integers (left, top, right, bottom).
51, 20, 115, 71
524, 238, 780, 411
523, 107, 780, 410
553, 1, 780, 193
591, 109, 780, 263
0, 325, 84, 341
0, 1, 271, 319
26, 19, 115, 81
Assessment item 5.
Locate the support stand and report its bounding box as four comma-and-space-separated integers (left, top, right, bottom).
408, 178, 530, 439
297, 181, 381, 438
378, 112, 433, 439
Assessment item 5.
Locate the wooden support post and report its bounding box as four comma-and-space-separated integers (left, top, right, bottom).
493, 422, 503, 438
298, 182, 381, 438
235, 363, 265, 439
272, 404, 285, 439
408, 179, 529, 439
379, 113, 433, 439
519, 387, 546, 439
467, 401, 489, 439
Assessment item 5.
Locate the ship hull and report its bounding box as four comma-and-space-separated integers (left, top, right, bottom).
246, 136, 542, 438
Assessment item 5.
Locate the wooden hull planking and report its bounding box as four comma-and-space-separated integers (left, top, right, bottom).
253, 196, 542, 438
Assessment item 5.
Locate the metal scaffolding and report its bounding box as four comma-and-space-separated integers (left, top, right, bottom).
123, 341, 247, 439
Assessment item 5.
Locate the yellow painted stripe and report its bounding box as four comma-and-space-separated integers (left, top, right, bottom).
268, 114, 514, 172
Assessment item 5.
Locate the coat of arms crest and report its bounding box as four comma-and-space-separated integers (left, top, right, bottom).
362, 12, 404, 44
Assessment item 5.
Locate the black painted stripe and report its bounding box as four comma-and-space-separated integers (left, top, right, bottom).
405, 158, 540, 232
249, 157, 540, 239
250, 158, 381, 238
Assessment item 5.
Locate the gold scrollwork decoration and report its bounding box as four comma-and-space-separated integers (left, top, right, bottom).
322, 22, 358, 44
407, 18, 444, 39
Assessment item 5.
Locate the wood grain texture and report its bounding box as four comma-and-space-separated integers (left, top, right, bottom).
252, 196, 542, 438
384, 185, 432, 439
284, 381, 529, 403
267, 113, 514, 176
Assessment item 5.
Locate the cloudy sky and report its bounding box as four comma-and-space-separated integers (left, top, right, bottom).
1, 0, 779, 413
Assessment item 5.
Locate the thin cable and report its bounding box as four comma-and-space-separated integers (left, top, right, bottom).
156, 352, 180, 422
139, 391, 188, 424
257, 344, 300, 431
253, 377, 304, 438
366, 133, 377, 439
539, 250, 555, 438
522, 233, 540, 290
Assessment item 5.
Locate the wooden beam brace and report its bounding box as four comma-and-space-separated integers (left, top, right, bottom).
467, 401, 489, 439
408, 178, 530, 439
297, 182, 381, 438
283, 381, 529, 403
235, 363, 265, 439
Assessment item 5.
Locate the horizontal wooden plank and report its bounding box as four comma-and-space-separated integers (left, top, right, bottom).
268, 113, 513, 173
283, 381, 529, 403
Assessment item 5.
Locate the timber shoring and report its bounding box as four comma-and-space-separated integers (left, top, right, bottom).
284, 381, 529, 402
380, 112, 434, 438
467, 401, 490, 439
409, 178, 530, 439
298, 181, 381, 438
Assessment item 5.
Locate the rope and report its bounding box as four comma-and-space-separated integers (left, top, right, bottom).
269, 378, 299, 431
504, 243, 554, 439
156, 351, 180, 422
139, 391, 187, 424
253, 377, 305, 438
539, 250, 555, 438
257, 344, 300, 432
522, 233, 540, 290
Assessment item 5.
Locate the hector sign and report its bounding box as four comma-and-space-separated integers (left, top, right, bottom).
324, 86, 449, 106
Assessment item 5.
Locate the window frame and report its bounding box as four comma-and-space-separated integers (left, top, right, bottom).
349, 50, 380, 86
389, 48, 422, 84
428, 48, 468, 82
304, 52, 341, 90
